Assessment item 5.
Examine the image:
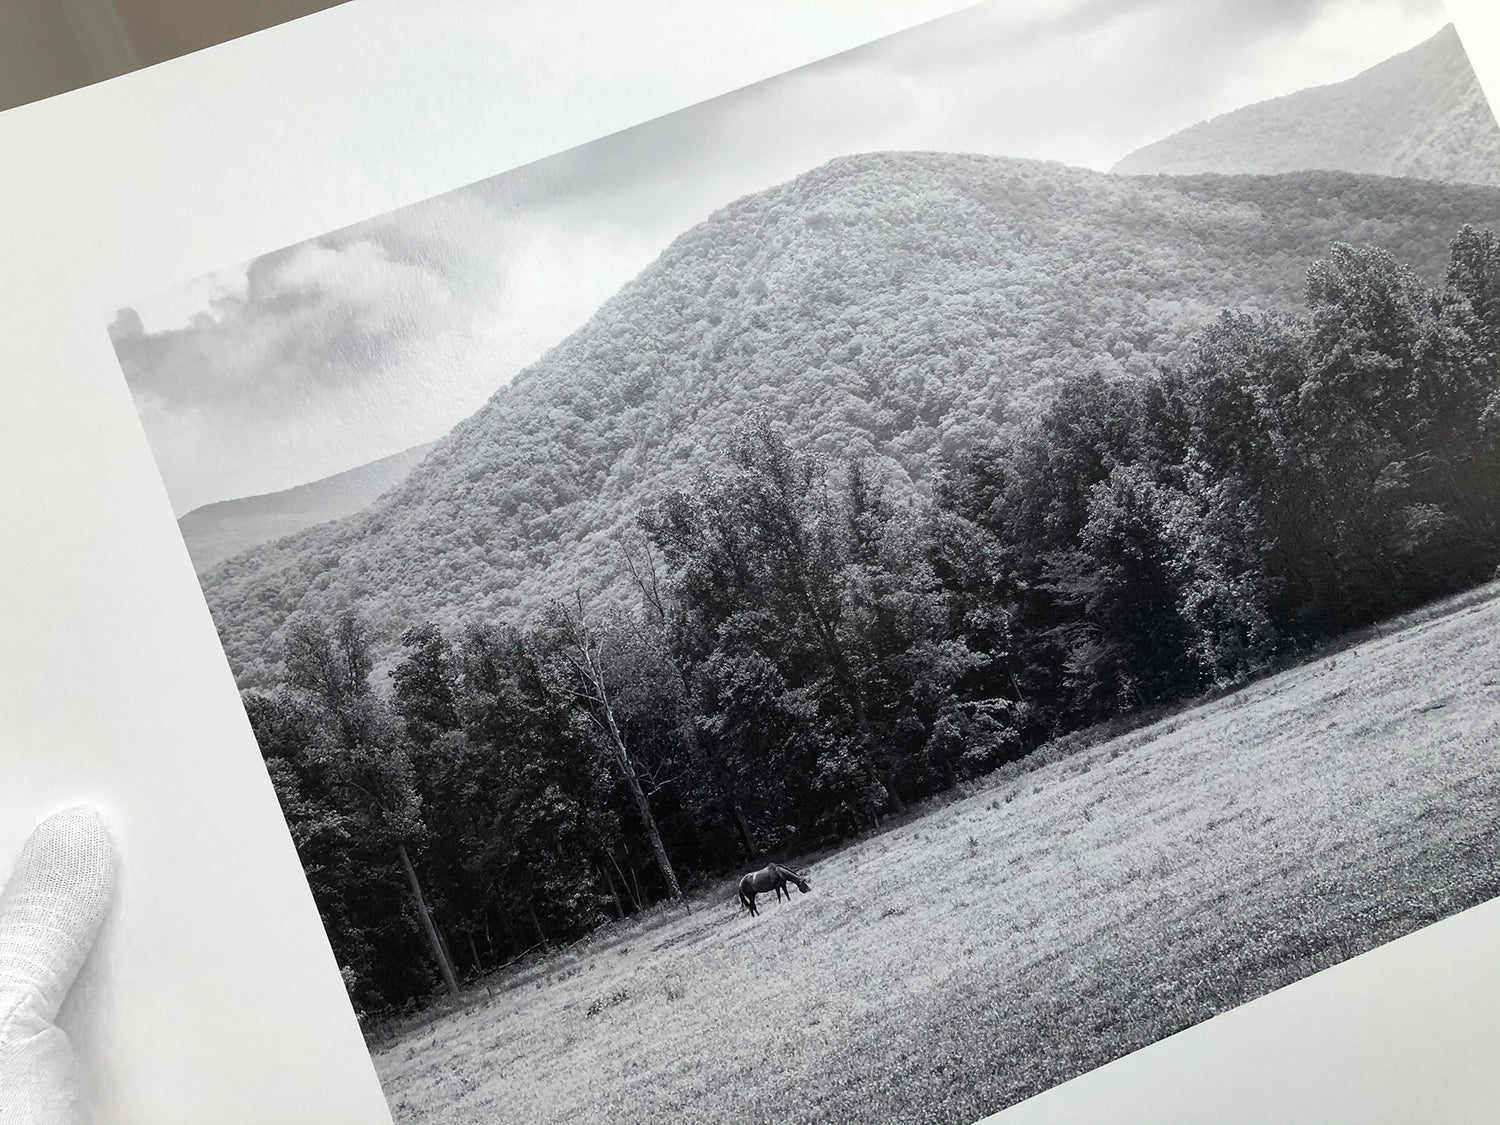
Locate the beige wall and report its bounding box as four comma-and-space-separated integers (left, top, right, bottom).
1, 0, 347, 111
114, 0, 347, 66
0, 0, 102, 108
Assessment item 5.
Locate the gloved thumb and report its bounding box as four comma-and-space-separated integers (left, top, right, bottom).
0, 806, 115, 1039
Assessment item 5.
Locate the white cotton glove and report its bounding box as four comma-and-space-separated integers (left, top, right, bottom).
0, 808, 115, 1125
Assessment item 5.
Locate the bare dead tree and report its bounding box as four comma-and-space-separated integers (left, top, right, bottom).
395, 839, 461, 996
620, 533, 760, 857
553, 591, 682, 900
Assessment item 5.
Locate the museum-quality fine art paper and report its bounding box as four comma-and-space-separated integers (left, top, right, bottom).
105, 1, 1500, 1122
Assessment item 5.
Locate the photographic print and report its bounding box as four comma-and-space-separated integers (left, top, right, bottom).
106, 1, 1500, 1122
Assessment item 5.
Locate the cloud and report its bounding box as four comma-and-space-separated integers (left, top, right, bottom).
111, 195, 672, 513
117, 238, 452, 418
112, 236, 474, 511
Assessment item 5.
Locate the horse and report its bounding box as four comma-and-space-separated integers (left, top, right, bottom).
738, 862, 810, 916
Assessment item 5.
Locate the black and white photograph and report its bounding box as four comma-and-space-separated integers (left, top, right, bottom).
102, 1, 1500, 1121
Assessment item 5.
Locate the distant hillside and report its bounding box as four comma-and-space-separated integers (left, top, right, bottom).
197, 153, 1500, 686
1113, 24, 1500, 185
178, 442, 434, 572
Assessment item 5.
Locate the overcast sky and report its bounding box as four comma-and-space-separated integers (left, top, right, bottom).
110, 0, 1452, 516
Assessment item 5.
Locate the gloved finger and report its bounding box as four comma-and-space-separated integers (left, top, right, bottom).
0, 806, 115, 1040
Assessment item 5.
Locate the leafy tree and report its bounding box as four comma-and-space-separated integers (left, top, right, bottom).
648, 416, 902, 824
449, 621, 618, 944
245, 687, 417, 1011
283, 611, 461, 997
1040, 466, 1198, 714
390, 623, 459, 749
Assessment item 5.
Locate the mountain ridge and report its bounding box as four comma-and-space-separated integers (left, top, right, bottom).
178, 441, 436, 572
1112, 24, 1500, 184
196, 152, 1500, 686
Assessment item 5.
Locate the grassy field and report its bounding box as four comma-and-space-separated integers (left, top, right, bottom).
372, 587, 1500, 1125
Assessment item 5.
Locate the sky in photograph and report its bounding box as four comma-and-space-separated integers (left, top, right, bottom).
109, 0, 1453, 516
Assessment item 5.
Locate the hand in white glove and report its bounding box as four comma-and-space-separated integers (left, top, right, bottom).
0, 807, 114, 1125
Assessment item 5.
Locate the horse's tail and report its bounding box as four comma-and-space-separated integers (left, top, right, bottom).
737, 876, 752, 912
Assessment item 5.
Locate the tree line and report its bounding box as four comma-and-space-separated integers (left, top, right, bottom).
245, 228, 1500, 1014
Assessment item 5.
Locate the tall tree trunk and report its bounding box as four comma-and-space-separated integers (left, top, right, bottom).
622, 848, 645, 911
501, 912, 522, 959
607, 849, 642, 912
599, 859, 626, 919
594, 681, 681, 898
564, 600, 682, 899
436, 922, 460, 984
728, 795, 758, 858
466, 930, 483, 976
396, 840, 460, 997
616, 737, 681, 897
526, 898, 548, 948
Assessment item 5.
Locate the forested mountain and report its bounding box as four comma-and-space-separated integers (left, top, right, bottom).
201, 153, 1500, 687
178, 441, 434, 572
1113, 24, 1500, 185
265, 227, 1500, 1011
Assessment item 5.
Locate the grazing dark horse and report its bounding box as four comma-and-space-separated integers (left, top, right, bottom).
738, 863, 811, 916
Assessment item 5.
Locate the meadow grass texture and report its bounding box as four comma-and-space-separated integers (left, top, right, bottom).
373, 588, 1500, 1125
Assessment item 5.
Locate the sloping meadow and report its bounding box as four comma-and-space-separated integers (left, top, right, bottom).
373, 586, 1500, 1125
